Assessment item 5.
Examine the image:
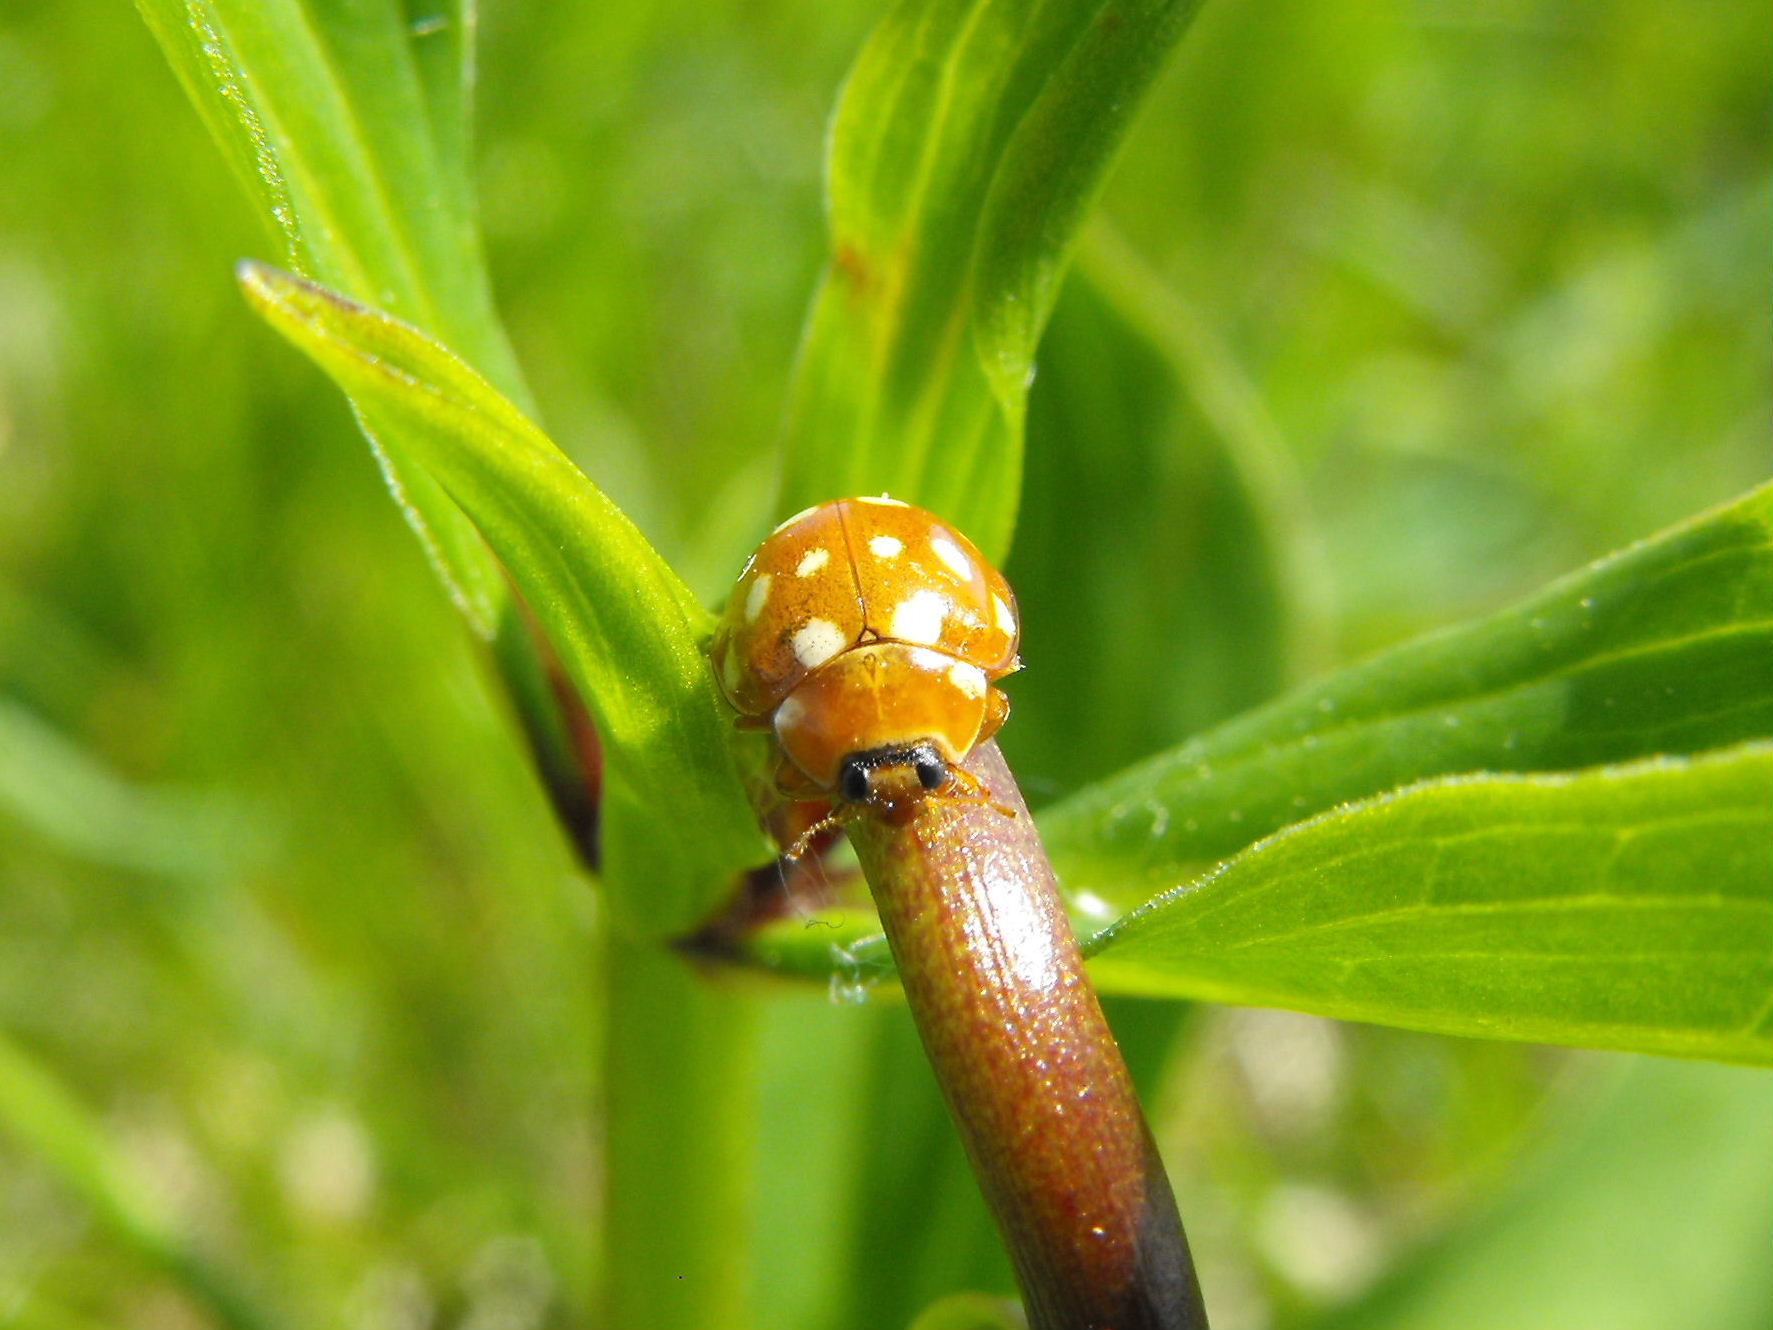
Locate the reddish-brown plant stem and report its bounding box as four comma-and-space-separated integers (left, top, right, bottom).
848, 742, 1208, 1330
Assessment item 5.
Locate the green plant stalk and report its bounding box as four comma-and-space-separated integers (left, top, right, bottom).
848, 744, 1207, 1330
601, 942, 760, 1330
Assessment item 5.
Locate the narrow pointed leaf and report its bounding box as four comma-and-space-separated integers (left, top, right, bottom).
782, 0, 1207, 561
1087, 744, 1773, 1064
135, 0, 511, 383
240, 263, 764, 935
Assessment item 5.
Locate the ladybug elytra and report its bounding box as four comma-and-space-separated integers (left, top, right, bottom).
710, 497, 1020, 823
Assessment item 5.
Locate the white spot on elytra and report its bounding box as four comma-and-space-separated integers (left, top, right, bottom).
722, 649, 745, 695
948, 661, 987, 699
992, 593, 1016, 633
771, 504, 819, 535
791, 618, 847, 668
795, 548, 830, 577
889, 589, 948, 646
868, 534, 904, 558
858, 495, 908, 507
930, 535, 972, 579
744, 573, 773, 622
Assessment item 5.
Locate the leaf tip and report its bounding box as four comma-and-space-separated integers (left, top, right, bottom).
235, 260, 365, 332
234, 259, 310, 338
233, 256, 283, 308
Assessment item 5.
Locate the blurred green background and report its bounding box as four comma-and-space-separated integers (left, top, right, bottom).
1, 1, 1768, 1327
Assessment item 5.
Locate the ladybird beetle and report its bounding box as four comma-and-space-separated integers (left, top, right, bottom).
710, 496, 1020, 823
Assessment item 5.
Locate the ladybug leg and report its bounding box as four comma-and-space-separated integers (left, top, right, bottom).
767, 755, 851, 860
944, 762, 1017, 820
773, 753, 826, 803
733, 713, 773, 733
976, 687, 1012, 744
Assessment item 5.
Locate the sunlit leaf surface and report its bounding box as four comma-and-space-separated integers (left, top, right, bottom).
1088, 744, 1773, 1063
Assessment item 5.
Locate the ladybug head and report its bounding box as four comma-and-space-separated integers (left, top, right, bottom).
768, 642, 988, 806
837, 742, 951, 819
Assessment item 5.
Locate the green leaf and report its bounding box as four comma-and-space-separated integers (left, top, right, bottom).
239, 263, 765, 936
1087, 744, 1773, 1063
136, 0, 524, 636
1043, 483, 1773, 916
781, 0, 1207, 561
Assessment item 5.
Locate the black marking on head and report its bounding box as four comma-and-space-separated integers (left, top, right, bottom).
836, 741, 949, 804
839, 761, 871, 804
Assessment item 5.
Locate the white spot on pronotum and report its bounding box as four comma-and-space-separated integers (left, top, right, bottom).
745, 573, 773, 622
795, 548, 830, 577
930, 535, 972, 579
791, 618, 847, 668
947, 661, 987, 699
772, 504, 819, 535
868, 535, 904, 558
773, 693, 806, 732
722, 649, 745, 696
889, 590, 949, 646
858, 495, 908, 507
992, 593, 1016, 633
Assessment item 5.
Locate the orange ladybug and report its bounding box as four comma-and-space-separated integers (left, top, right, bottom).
710, 496, 1020, 822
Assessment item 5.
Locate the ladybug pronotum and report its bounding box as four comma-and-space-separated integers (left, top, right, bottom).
710, 496, 1020, 823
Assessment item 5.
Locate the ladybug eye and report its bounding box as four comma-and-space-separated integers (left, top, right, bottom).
914, 753, 949, 792
839, 762, 871, 803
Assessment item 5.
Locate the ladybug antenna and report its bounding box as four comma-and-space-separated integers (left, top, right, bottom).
784, 804, 857, 863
